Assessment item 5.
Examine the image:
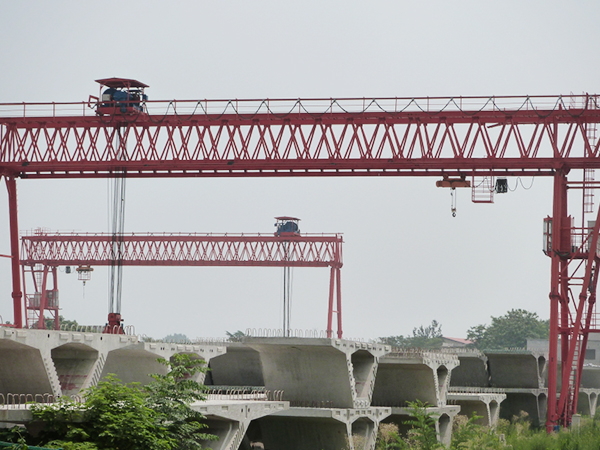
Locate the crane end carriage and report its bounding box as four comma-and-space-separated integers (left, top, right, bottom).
94, 77, 149, 116
104, 312, 125, 334
274, 216, 300, 237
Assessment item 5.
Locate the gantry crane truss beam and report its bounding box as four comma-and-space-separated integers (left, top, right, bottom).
20, 232, 344, 337
2, 94, 600, 431
0, 96, 599, 179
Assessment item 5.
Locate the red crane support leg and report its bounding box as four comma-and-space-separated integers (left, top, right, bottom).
52, 267, 59, 330
37, 265, 49, 329
547, 170, 568, 432
327, 267, 335, 338
5, 176, 23, 329
336, 267, 343, 339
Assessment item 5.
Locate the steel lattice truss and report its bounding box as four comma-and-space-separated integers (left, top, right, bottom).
1, 95, 599, 179
20, 233, 343, 268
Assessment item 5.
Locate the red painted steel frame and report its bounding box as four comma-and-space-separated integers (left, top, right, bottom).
20, 232, 344, 337
0, 95, 599, 179
5, 177, 22, 328
2, 94, 600, 428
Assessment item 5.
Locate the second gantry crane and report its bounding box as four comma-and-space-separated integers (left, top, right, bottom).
19, 222, 344, 337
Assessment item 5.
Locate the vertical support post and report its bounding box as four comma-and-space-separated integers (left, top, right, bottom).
547, 170, 568, 432
52, 266, 59, 330
327, 266, 335, 338
5, 176, 23, 329
336, 267, 343, 339
37, 265, 49, 329
21, 264, 28, 328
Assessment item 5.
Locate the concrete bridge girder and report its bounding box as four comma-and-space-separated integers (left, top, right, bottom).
499, 389, 548, 427
0, 329, 227, 398
384, 405, 460, 447
450, 350, 490, 388
485, 351, 547, 389
577, 388, 600, 416
259, 407, 391, 450
192, 400, 289, 450
447, 392, 506, 426
372, 352, 459, 408
207, 344, 264, 387
246, 337, 390, 409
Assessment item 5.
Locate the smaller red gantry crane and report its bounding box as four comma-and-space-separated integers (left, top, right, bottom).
20, 220, 344, 337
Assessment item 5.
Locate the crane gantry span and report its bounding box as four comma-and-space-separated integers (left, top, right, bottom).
1, 79, 600, 430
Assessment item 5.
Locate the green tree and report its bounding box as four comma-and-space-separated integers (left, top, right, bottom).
379, 320, 444, 349
145, 354, 217, 449
28, 315, 79, 331
82, 374, 173, 450
402, 401, 444, 450
467, 309, 549, 350
31, 360, 218, 450
225, 330, 246, 342
163, 333, 190, 343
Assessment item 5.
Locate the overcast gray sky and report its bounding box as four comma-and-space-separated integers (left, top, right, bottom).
1, 1, 599, 340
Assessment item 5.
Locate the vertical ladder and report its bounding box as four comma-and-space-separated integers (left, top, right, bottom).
567, 335, 581, 420
582, 94, 597, 217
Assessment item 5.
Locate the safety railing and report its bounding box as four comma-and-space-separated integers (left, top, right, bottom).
204, 388, 284, 402
288, 400, 335, 408
244, 328, 328, 338
1, 94, 598, 119
0, 393, 85, 408
448, 387, 506, 395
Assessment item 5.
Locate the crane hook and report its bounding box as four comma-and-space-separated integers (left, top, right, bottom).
451, 188, 457, 217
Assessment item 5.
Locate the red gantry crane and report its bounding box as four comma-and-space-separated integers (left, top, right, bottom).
19, 223, 343, 336
1, 78, 600, 429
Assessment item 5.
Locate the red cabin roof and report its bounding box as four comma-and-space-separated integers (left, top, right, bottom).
95, 78, 149, 89
275, 216, 300, 221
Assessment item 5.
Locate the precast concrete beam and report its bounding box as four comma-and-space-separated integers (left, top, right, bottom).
578, 388, 600, 416
384, 405, 460, 447
498, 388, 548, 427
449, 350, 490, 387
485, 351, 547, 389
1, 328, 142, 397
192, 399, 288, 450
207, 343, 264, 387
51, 343, 99, 397
1, 329, 226, 398
581, 365, 600, 389
260, 407, 391, 450
246, 338, 390, 409
372, 350, 459, 407
0, 405, 33, 426
102, 341, 226, 385
447, 390, 506, 426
